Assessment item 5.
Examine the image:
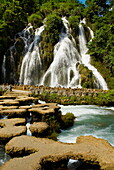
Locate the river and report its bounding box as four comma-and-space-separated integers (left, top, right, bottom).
58, 105, 114, 146
0, 104, 114, 168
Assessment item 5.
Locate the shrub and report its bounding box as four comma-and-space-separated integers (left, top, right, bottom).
61, 112, 75, 129
28, 13, 43, 28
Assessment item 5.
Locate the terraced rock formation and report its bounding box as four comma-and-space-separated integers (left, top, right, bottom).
1, 135, 114, 170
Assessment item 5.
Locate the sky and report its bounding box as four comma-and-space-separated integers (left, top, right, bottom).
79, 0, 86, 4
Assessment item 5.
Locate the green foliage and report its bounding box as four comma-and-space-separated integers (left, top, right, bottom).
47, 132, 58, 141
39, 13, 63, 73
88, 24, 114, 77
68, 16, 80, 38
32, 89, 114, 106
28, 13, 43, 28
61, 112, 75, 129
95, 90, 114, 106
0, 0, 113, 87
45, 13, 63, 35
0, 88, 6, 96
79, 64, 96, 88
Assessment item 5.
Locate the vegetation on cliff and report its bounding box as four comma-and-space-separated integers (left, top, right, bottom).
0, 0, 114, 88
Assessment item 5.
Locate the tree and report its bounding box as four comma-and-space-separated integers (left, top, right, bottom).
28, 13, 43, 28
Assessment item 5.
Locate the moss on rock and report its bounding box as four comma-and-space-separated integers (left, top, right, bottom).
79, 64, 96, 88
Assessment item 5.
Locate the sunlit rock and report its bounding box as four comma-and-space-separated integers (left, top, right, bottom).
1, 135, 114, 170
29, 122, 49, 137
0, 118, 26, 143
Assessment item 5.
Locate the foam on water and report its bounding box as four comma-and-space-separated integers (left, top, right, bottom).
58, 105, 114, 146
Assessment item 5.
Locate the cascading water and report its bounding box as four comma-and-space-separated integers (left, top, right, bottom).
41, 17, 81, 88
2, 55, 6, 83
78, 20, 108, 90
19, 25, 44, 85
2, 17, 108, 90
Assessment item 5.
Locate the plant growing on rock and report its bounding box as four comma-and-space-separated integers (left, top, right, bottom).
61, 112, 76, 129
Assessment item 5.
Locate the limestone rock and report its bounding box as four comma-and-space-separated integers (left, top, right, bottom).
29, 122, 49, 137
29, 103, 60, 115
0, 109, 27, 118
0, 96, 16, 100
1, 135, 114, 170
19, 106, 32, 110
29, 103, 61, 122
0, 106, 19, 110
0, 118, 26, 143
0, 100, 19, 106
15, 97, 38, 105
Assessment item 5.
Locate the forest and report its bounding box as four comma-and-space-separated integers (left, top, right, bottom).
0, 0, 114, 88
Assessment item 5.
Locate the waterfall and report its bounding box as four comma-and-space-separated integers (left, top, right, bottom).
19, 25, 44, 85
78, 21, 108, 90
41, 17, 81, 88
2, 55, 6, 83
2, 17, 108, 90
10, 47, 16, 83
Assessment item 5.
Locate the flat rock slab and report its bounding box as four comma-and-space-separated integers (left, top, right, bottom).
0, 106, 19, 110
16, 97, 38, 105
29, 122, 49, 136
19, 106, 32, 110
0, 96, 16, 100
0, 100, 19, 106
29, 103, 60, 115
0, 118, 26, 143
0, 109, 27, 117
1, 135, 114, 170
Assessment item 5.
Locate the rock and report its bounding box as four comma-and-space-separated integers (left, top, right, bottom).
29, 103, 60, 121
0, 96, 16, 100
0, 109, 27, 118
0, 106, 19, 110
15, 97, 38, 105
29, 103, 60, 114
29, 122, 49, 137
19, 106, 32, 110
0, 118, 26, 143
0, 100, 19, 106
1, 135, 114, 170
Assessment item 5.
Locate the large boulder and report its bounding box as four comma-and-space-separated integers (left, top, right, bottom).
1, 135, 114, 170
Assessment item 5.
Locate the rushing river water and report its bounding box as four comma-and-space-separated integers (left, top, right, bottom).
0, 104, 114, 168
58, 105, 114, 146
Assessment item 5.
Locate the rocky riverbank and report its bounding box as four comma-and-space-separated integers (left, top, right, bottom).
0, 88, 114, 169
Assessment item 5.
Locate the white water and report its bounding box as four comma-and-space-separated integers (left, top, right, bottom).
19, 17, 108, 89
58, 105, 114, 146
2, 55, 6, 83
41, 17, 81, 88
2, 17, 108, 90
19, 25, 44, 85
78, 20, 108, 90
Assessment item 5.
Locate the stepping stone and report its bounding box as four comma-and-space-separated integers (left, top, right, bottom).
0, 109, 27, 118
0, 118, 26, 143
29, 122, 49, 137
